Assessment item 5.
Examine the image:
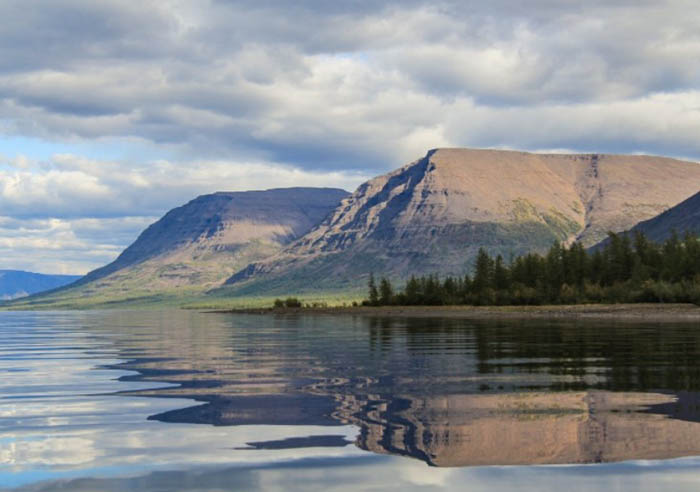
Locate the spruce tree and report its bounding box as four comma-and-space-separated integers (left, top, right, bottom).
472, 248, 493, 293
379, 277, 394, 305
405, 276, 420, 304
368, 273, 379, 306
494, 255, 509, 291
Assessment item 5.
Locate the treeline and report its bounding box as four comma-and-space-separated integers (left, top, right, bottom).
273, 297, 329, 309
365, 231, 700, 306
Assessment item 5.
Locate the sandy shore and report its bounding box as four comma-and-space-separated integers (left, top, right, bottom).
222, 303, 700, 322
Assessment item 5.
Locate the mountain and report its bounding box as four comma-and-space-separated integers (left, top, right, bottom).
225, 148, 700, 294
612, 190, 700, 243
0, 270, 81, 300
8, 188, 347, 308
79, 187, 349, 288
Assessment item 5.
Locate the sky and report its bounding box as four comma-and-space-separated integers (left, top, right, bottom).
1, 0, 700, 274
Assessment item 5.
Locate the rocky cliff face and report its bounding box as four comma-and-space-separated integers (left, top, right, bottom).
52, 188, 348, 300
226, 148, 700, 292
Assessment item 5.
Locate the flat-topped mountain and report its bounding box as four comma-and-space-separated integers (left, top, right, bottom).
9, 188, 347, 307
0, 270, 81, 300
7, 148, 699, 308
80, 187, 349, 289
226, 148, 700, 293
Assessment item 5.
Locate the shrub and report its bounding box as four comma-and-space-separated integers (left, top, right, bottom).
511, 284, 540, 305
558, 283, 578, 305
583, 282, 604, 303
284, 297, 302, 308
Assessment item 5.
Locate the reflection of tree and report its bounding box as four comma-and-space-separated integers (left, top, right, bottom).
367, 316, 700, 392
106, 311, 700, 467
469, 321, 700, 392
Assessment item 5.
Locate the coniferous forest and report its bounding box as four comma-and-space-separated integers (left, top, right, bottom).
365, 231, 700, 306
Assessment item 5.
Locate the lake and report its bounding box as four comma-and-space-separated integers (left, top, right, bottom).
3, 310, 700, 491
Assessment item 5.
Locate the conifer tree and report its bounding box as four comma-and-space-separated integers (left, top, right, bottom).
379, 277, 394, 305
472, 248, 493, 293
368, 273, 379, 306
361, 230, 700, 307
404, 275, 420, 304
494, 255, 509, 291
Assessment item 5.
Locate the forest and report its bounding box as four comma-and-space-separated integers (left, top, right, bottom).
365, 231, 700, 306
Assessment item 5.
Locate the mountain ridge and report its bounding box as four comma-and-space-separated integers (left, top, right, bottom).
6, 147, 700, 308
6, 187, 348, 308
224, 148, 700, 294
77, 187, 349, 287
596, 190, 700, 246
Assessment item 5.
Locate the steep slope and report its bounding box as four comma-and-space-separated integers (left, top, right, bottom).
613, 190, 700, 243
0, 270, 81, 300
80, 187, 348, 288
225, 148, 700, 294
8, 188, 347, 308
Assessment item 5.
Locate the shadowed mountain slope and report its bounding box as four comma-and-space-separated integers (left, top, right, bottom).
615, 191, 700, 243
224, 148, 700, 294
79, 187, 349, 288
6, 188, 347, 308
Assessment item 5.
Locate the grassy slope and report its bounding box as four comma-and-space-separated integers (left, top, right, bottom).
0, 218, 577, 310
221, 218, 581, 297
0, 280, 364, 310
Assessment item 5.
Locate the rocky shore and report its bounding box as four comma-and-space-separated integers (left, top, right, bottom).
225, 303, 700, 322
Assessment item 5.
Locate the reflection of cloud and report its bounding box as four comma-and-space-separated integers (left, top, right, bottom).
1, 438, 100, 466
0, 315, 362, 471
0, 317, 363, 473
9, 310, 700, 490
1, 414, 362, 470
10, 455, 700, 492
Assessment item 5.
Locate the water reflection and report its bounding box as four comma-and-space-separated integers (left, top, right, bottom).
4, 310, 700, 490
11, 456, 700, 492
108, 313, 700, 467
348, 390, 700, 466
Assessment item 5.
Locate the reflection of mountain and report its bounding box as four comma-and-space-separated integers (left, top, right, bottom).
151, 394, 341, 427
338, 391, 700, 466
103, 311, 700, 467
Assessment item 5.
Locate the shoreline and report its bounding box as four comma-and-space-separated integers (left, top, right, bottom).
219, 303, 700, 322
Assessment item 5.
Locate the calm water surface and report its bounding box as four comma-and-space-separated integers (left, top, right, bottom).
3, 310, 700, 490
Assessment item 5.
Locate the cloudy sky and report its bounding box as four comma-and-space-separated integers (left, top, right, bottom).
1, 0, 699, 274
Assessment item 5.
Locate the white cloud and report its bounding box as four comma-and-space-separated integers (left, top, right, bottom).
0, 0, 699, 272
0, 216, 148, 274
1, 0, 698, 168
0, 155, 367, 273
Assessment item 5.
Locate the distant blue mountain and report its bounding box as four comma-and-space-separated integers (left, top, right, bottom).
0, 270, 82, 300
